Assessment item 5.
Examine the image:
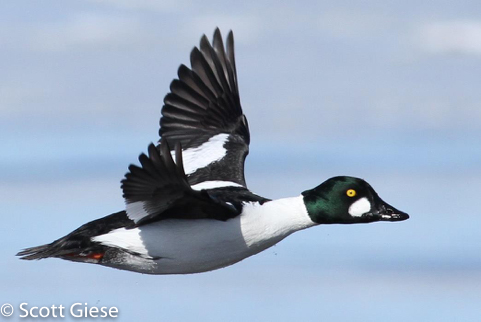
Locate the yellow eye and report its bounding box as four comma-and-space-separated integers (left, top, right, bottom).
346, 189, 356, 197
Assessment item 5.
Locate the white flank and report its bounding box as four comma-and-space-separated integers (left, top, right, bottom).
348, 197, 371, 217
139, 195, 316, 274
172, 133, 229, 175
92, 227, 150, 258
240, 195, 316, 249
126, 201, 149, 223
191, 181, 243, 190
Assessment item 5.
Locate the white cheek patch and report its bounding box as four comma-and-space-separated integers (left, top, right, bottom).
348, 197, 371, 217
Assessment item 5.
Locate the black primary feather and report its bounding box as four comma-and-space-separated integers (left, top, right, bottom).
159, 28, 250, 187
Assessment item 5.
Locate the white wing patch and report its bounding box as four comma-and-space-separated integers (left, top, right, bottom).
124, 134, 231, 224
191, 181, 243, 190
172, 133, 229, 175
126, 201, 150, 224
92, 228, 150, 258
348, 197, 371, 217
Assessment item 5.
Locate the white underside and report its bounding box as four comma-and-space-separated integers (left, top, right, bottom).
93, 195, 316, 274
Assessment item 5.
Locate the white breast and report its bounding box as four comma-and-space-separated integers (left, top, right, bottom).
239, 196, 316, 250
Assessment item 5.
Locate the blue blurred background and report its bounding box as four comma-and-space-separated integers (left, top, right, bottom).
1, 1, 481, 321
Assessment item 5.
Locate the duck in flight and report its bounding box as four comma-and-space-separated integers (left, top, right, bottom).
17, 29, 409, 274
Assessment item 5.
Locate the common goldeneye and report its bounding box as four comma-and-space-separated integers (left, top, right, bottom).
17, 29, 409, 274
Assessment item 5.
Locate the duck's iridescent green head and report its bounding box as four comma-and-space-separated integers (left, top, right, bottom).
302, 176, 409, 224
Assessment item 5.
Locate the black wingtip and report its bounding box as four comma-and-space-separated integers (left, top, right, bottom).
159, 139, 171, 158
200, 34, 210, 47
147, 143, 159, 161
227, 30, 234, 40
189, 47, 202, 66
158, 28, 249, 185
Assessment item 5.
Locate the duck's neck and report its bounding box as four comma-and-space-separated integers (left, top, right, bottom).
240, 195, 317, 249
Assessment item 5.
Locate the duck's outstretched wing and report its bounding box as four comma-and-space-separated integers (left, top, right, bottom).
121, 142, 241, 225
159, 28, 250, 188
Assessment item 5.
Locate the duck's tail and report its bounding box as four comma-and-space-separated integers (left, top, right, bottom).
17, 242, 105, 263
16, 238, 103, 262
17, 244, 60, 260
17, 210, 134, 263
